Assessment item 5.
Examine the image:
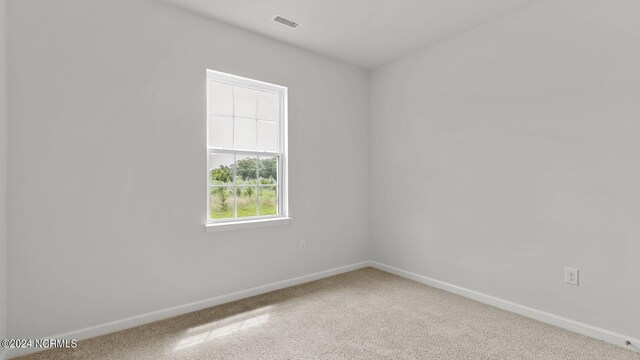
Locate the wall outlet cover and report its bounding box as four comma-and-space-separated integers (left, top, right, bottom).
565, 267, 579, 285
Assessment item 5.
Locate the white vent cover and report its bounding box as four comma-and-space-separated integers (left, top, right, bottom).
273, 16, 300, 28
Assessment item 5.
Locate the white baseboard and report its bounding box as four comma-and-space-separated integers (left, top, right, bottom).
7, 261, 371, 359
370, 261, 640, 353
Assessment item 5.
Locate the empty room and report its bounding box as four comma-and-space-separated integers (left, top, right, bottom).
1, 0, 639, 359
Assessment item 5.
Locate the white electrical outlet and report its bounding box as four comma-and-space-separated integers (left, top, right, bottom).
565, 267, 579, 285
299, 240, 306, 252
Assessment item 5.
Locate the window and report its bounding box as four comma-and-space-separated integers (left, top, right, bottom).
206, 70, 288, 227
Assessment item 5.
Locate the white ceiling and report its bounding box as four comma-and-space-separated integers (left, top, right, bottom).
162, 0, 534, 69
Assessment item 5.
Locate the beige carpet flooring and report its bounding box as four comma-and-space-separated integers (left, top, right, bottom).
16, 268, 639, 360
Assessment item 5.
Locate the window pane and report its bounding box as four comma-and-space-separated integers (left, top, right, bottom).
209, 153, 234, 185
234, 86, 257, 118
208, 81, 233, 115
259, 186, 277, 216
258, 91, 279, 121
236, 154, 257, 185
237, 186, 257, 217
257, 121, 278, 152
208, 115, 233, 148
210, 187, 234, 219
259, 156, 278, 185
234, 118, 257, 150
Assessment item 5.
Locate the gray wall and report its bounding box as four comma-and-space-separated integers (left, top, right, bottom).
7, 0, 370, 338
370, 0, 640, 339
0, 0, 8, 348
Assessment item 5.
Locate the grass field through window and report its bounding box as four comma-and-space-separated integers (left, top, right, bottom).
210, 186, 277, 219
209, 155, 279, 220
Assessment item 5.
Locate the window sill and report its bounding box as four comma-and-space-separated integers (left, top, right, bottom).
205, 217, 291, 233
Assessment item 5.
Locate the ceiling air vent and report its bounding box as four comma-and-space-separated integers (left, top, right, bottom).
273, 16, 300, 28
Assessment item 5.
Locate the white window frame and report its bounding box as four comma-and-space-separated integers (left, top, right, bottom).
205, 70, 289, 232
